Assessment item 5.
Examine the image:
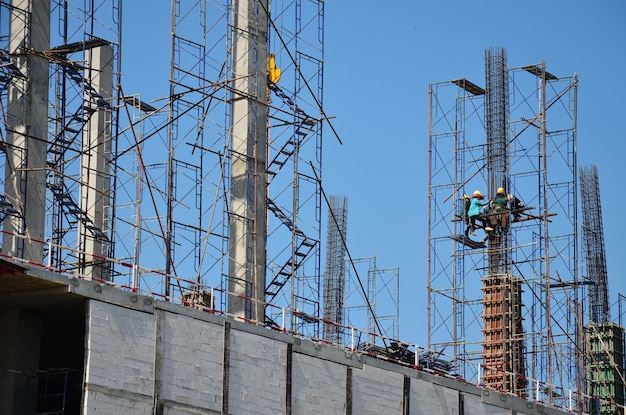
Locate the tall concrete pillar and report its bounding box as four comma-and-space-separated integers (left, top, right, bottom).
79, 45, 113, 281
228, 0, 269, 322
3, 0, 50, 263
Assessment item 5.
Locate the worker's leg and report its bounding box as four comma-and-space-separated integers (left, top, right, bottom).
468, 217, 477, 236
477, 216, 492, 232
500, 213, 507, 229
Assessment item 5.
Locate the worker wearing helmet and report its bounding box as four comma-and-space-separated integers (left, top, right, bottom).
493, 187, 510, 230
465, 190, 492, 236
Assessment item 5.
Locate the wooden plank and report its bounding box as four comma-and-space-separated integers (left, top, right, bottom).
512, 212, 558, 223
478, 206, 534, 219
450, 235, 486, 249
452, 206, 534, 222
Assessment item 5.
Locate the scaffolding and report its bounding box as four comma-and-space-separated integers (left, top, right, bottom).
344, 255, 400, 347
0, 1, 119, 277
321, 193, 399, 348
0, 0, 325, 336
428, 46, 582, 408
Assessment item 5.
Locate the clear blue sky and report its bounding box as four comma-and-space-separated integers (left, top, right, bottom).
121, 1, 626, 346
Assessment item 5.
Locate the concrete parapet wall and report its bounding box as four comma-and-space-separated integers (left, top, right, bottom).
84, 300, 155, 414
81, 296, 568, 415
292, 352, 346, 413
351, 364, 403, 414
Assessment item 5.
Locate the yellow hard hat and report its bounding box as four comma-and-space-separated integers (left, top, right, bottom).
463, 194, 470, 199
472, 190, 482, 197
497, 187, 505, 194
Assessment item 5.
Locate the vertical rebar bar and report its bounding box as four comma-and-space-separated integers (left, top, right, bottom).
483, 46, 526, 395
580, 164, 609, 323
323, 194, 347, 344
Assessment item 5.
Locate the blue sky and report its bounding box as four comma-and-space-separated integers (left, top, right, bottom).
320, 1, 626, 344
120, 1, 626, 346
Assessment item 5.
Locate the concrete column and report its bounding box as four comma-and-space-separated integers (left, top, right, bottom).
228, 0, 268, 322
3, 0, 50, 262
79, 45, 113, 281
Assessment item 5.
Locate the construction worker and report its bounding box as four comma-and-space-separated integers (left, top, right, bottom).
462, 194, 471, 227
492, 187, 510, 230
466, 190, 492, 236
507, 193, 525, 222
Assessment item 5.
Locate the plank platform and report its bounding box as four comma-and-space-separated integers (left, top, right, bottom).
450, 234, 486, 249
511, 212, 557, 223
478, 206, 534, 219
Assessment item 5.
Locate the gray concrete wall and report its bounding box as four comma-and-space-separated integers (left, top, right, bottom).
80, 293, 569, 415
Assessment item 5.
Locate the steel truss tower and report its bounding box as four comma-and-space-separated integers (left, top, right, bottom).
580, 165, 625, 415
323, 194, 348, 344
428, 47, 582, 409
580, 165, 609, 325
1, 1, 325, 336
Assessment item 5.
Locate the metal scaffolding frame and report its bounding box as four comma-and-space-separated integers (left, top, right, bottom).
1, 0, 120, 276
0, 0, 325, 337
344, 255, 400, 347
261, 0, 324, 337
427, 47, 582, 409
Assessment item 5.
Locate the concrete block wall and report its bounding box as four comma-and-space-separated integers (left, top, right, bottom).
409, 377, 461, 415
291, 352, 346, 414
228, 330, 287, 413
84, 300, 155, 414
159, 309, 224, 412
81, 295, 569, 415
351, 364, 404, 414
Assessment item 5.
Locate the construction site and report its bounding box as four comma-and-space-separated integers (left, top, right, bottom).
0, 1, 623, 414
